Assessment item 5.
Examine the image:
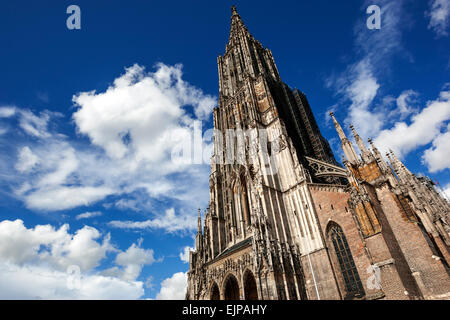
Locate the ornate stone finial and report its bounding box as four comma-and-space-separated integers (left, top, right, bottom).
231, 5, 238, 15
386, 151, 398, 170
368, 138, 379, 154
329, 113, 344, 137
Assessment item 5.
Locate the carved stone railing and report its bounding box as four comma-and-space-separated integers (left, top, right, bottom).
305, 156, 347, 179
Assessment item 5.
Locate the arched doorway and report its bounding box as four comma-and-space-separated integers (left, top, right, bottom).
223, 275, 240, 300
328, 223, 365, 299
210, 283, 220, 300
243, 270, 258, 300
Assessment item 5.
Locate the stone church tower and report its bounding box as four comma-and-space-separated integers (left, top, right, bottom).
186, 6, 450, 300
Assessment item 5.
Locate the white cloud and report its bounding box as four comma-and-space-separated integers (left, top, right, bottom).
179, 246, 193, 264
113, 242, 156, 281
326, 0, 450, 179
108, 208, 197, 233
145, 276, 154, 289
422, 124, 450, 172
395, 90, 419, 119
76, 211, 103, 220
0, 219, 157, 299
23, 186, 116, 211
327, 0, 405, 139
156, 272, 187, 300
344, 60, 382, 138
0, 219, 112, 271
15, 146, 39, 173
0, 263, 144, 300
0, 63, 213, 234
72, 63, 214, 162
442, 183, 450, 200
426, 0, 450, 37
18, 110, 53, 139
374, 87, 450, 158
0, 106, 16, 118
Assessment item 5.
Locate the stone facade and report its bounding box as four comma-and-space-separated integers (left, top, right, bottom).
186, 6, 450, 300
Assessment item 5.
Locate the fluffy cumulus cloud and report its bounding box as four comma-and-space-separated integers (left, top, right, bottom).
156, 272, 187, 300
72, 63, 215, 161
426, 0, 450, 37
102, 241, 156, 282
0, 63, 214, 234
0, 63, 214, 299
374, 87, 450, 160
0, 219, 111, 271
0, 219, 154, 299
0, 263, 145, 300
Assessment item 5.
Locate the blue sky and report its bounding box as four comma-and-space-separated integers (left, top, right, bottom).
0, 0, 449, 299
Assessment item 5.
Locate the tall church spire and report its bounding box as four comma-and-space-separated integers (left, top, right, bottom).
218, 6, 281, 100
330, 112, 359, 164
231, 5, 239, 18
228, 5, 251, 47
350, 125, 371, 162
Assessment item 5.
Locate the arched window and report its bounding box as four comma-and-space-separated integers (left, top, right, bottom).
328, 223, 365, 299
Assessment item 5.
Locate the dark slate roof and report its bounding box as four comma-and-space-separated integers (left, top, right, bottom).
213, 237, 253, 261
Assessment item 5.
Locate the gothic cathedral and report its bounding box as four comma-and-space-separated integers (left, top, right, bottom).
186, 6, 450, 300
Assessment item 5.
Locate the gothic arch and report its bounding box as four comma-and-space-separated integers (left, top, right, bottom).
243, 269, 258, 300
209, 282, 220, 300
222, 273, 241, 300
326, 221, 365, 299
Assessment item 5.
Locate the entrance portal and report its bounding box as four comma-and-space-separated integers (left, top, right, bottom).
224, 275, 240, 300
210, 283, 220, 300
243, 271, 258, 300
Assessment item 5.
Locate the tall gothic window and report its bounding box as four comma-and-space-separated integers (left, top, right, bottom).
240, 178, 251, 226
328, 223, 365, 299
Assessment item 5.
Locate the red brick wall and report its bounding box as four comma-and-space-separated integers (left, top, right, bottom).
308, 184, 384, 299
